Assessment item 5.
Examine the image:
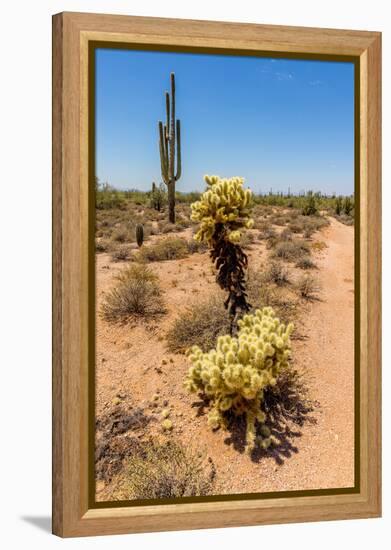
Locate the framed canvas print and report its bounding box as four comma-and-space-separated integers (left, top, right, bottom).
52, 12, 381, 537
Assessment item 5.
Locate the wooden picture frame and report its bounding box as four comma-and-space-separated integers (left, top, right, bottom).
52, 11, 381, 538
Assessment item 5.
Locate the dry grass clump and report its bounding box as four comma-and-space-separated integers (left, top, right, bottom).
264, 262, 291, 286
107, 440, 216, 500
240, 232, 256, 248
295, 257, 317, 270
258, 227, 277, 241
335, 213, 354, 226
311, 240, 327, 252
295, 275, 321, 300
272, 240, 310, 262
247, 275, 299, 326
101, 264, 165, 322
270, 214, 289, 226
137, 238, 189, 262
160, 222, 177, 233
288, 215, 329, 237
167, 295, 230, 353
280, 228, 293, 241
112, 227, 133, 243
186, 239, 208, 254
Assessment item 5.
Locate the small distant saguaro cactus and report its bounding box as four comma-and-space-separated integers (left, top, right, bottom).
335, 196, 343, 215
343, 196, 354, 216
301, 190, 317, 216
158, 73, 181, 224
191, 175, 254, 334
136, 224, 144, 247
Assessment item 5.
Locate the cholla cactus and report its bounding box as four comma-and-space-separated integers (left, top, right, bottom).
185, 307, 294, 451
191, 175, 254, 244
191, 175, 254, 333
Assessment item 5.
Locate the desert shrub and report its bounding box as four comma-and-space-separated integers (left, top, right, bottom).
288, 221, 304, 234
271, 214, 288, 226
186, 239, 208, 254
303, 227, 314, 239
101, 264, 165, 321
167, 295, 230, 353
159, 222, 177, 234
311, 240, 327, 252
240, 232, 255, 248
265, 262, 291, 286
185, 307, 294, 452
175, 216, 191, 229
337, 213, 354, 226
254, 219, 269, 232
137, 238, 189, 262
295, 275, 321, 300
258, 227, 277, 241
295, 257, 317, 270
111, 246, 132, 262
247, 274, 298, 326
272, 240, 310, 262
95, 239, 111, 253
109, 440, 215, 500
112, 228, 131, 243
96, 182, 125, 210
280, 228, 293, 241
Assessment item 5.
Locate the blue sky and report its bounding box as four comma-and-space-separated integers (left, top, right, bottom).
96, 49, 354, 195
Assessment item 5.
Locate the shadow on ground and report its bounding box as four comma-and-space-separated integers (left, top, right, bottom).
192, 367, 319, 465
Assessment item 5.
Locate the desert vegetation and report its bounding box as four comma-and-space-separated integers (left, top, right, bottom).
95, 175, 355, 501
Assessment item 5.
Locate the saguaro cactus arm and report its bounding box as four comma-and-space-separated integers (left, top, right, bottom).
175, 119, 181, 181
158, 121, 169, 184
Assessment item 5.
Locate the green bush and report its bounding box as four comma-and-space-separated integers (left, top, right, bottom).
101, 264, 165, 321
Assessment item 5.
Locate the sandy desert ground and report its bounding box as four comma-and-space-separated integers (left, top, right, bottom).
94, 208, 355, 500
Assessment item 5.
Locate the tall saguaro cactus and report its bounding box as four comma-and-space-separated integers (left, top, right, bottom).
158, 73, 181, 224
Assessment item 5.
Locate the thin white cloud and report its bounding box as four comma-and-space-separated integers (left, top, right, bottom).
309, 79, 322, 86
275, 72, 293, 81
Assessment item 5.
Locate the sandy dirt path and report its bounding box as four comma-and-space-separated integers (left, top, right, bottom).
95, 217, 355, 498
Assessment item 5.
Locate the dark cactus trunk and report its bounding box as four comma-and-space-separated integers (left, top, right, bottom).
168, 181, 176, 223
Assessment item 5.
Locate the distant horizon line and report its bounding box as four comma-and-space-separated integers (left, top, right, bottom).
97, 181, 354, 198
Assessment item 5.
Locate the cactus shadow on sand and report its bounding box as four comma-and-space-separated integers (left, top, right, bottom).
192, 367, 318, 466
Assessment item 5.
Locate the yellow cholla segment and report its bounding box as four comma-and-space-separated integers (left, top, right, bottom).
184, 307, 294, 451
191, 175, 254, 244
